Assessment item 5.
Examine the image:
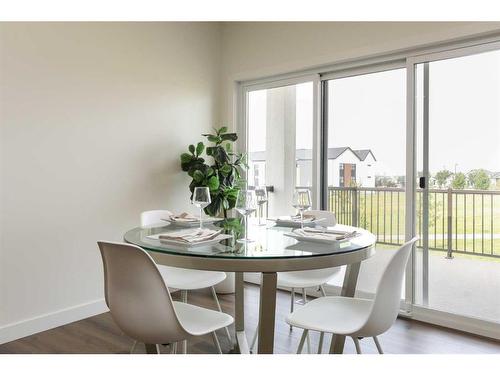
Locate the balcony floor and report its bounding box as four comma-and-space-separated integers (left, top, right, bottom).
328, 244, 500, 323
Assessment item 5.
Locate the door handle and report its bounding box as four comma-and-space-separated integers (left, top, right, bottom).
419, 177, 426, 189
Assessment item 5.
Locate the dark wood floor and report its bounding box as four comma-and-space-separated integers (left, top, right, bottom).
1, 284, 499, 354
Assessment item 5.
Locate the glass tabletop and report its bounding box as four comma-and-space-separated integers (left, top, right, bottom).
124, 221, 376, 260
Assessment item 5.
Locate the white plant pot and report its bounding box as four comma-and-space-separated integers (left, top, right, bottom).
215, 272, 235, 294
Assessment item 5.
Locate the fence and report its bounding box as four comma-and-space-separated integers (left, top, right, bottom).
327, 186, 500, 258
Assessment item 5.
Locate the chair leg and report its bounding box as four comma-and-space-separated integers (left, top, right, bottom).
297, 329, 309, 354
250, 325, 258, 353
212, 331, 223, 354
289, 288, 295, 331
373, 336, 383, 354
352, 337, 362, 354
319, 285, 327, 297
317, 332, 324, 354
130, 340, 138, 354
180, 290, 188, 353
172, 342, 178, 354
211, 286, 232, 343
301, 288, 311, 353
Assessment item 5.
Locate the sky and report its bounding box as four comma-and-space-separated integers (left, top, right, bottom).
248, 49, 500, 178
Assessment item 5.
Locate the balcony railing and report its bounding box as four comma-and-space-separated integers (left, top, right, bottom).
326, 186, 500, 258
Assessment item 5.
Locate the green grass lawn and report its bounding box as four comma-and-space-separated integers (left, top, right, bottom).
328, 189, 500, 256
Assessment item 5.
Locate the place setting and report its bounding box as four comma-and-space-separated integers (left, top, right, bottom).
148, 187, 231, 248
284, 227, 360, 244
268, 188, 326, 228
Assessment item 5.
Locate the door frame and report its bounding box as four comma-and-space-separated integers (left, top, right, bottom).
404, 40, 500, 334
235, 32, 500, 340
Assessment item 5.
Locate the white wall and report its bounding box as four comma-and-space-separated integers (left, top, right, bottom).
0, 22, 222, 342
220, 22, 500, 126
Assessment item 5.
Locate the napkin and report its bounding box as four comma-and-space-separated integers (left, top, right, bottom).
167, 212, 199, 222
159, 228, 222, 243
294, 228, 358, 241
277, 214, 316, 223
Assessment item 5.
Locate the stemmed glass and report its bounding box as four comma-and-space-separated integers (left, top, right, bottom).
292, 188, 312, 229
192, 186, 211, 230
235, 189, 257, 243
255, 186, 268, 226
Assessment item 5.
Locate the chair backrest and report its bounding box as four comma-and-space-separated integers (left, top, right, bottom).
359, 237, 419, 337
307, 210, 337, 226
97, 241, 189, 344
140, 209, 172, 226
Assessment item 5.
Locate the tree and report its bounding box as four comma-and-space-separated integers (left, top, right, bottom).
375, 176, 397, 188
451, 172, 466, 189
467, 169, 490, 190
434, 169, 452, 188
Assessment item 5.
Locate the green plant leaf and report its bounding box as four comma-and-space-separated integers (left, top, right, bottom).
218, 126, 228, 134
188, 144, 195, 154
220, 164, 232, 176
193, 170, 204, 183
225, 142, 232, 152
180, 153, 192, 163
206, 135, 220, 143
207, 175, 220, 191
220, 133, 238, 142
196, 142, 204, 156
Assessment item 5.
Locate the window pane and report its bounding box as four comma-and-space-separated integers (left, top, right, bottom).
247, 82, 314, 216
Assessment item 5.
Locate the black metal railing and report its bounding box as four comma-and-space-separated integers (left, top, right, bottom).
326, 186, 500, 258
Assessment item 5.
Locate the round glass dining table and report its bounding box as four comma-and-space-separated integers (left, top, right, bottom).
124, 222, 376, 354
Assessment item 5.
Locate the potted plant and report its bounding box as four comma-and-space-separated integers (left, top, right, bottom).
180, 126, 247, 294
180, 126, 247, 238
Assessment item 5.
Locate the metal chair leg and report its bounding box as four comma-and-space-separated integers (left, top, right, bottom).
130, 340, 138, 354
212, 331, 223, 354
172, 342, 178, 354
297, 329, 309, 354
301, 288, 311, 353
317, 332, 324, 354
373, 336, 383, 354
352, 337, 362, 354
289, 288, 295, 331
319, 285, 327, 297
250, 326, 258, 353
211, 286, 232, 343
180, 290, 188, 354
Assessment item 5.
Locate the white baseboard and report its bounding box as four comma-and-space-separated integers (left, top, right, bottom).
0, 299, 108, 345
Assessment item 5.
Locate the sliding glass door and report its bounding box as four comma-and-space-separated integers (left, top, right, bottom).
323, 67, 407, 297
241, 38, 500, 335
413, 46, 500, 323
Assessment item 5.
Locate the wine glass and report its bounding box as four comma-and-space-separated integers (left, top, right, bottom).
255, 186, 268, 226
235, 189, 257, 243
292, 188, 312, 229
192, 186, 211, 230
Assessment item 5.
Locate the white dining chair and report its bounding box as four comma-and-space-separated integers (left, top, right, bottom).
250, 210, 341, 353
287, 237, 419, 354
140, 210, 231, 346
97, 241, 234, 354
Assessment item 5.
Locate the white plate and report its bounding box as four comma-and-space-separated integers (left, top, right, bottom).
284, 230, 355, 244
147, 232, 233, 247
161, 217, 222, 227
268, 217, 326, 228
